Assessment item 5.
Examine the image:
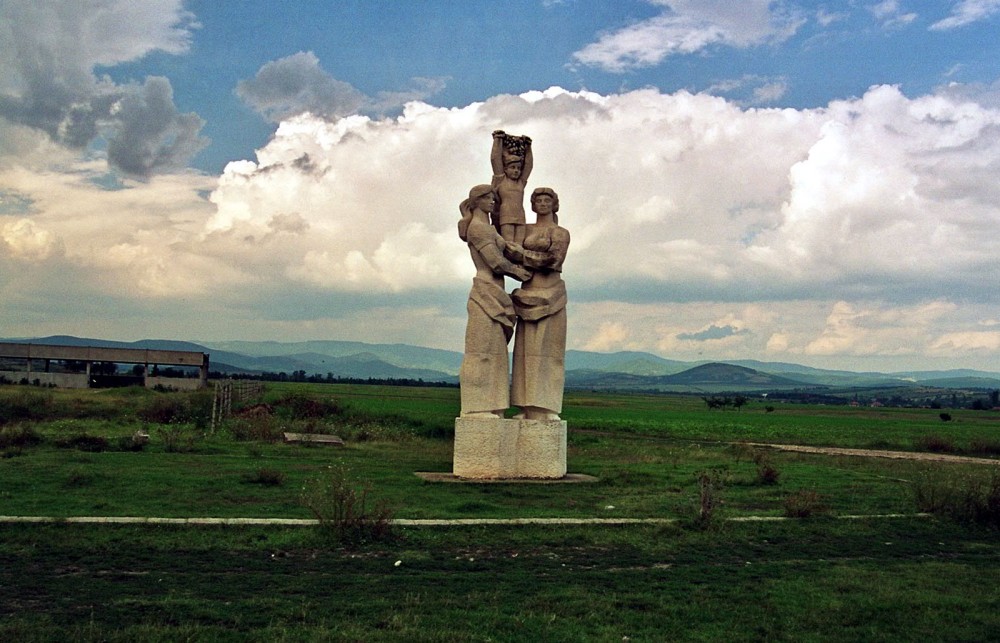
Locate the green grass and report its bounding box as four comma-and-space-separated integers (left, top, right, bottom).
1, 382, 999, 640
5, 383, 998, 451
267, 383, 1000, 453
0, 520, 997, 641
1, 431, 952, 520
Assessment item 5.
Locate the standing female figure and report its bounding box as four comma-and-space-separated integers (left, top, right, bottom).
506, 187, 570, 420
457, 184, 532, 417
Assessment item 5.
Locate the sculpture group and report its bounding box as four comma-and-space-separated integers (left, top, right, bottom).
452, 131, 570, 479
458, 131, 570, 421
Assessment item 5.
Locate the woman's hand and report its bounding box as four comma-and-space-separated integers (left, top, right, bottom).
504, 242, 526, 263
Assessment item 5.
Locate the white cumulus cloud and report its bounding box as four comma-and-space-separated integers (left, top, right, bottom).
572, 0, 805, 71
3, 82, 1000, 368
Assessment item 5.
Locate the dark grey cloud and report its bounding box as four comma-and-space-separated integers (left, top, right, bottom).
0, 0, 206, 177
235, 52, 366, 122
236, 52, 447, 122
677, 324, 749, 341
105, 77, 207, 177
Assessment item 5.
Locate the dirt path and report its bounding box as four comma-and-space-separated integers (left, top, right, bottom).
748, 442, 1000, 465
570, 428, 1000, 466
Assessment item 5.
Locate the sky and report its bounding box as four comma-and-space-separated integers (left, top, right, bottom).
2, 0, 1000, 373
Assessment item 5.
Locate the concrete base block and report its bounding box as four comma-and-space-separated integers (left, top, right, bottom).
453, 417, 567, 479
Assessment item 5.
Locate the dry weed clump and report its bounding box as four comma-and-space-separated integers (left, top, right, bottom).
734, 443, 781, 485
693, 470, 724, 530
300, 465, 395, 546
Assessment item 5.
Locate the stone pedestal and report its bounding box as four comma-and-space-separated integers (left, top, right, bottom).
453, 416, 567, 479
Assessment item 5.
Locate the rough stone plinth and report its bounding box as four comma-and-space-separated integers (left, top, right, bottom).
453, 416, 567, 479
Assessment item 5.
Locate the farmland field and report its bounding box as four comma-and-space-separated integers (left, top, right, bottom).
1, 383, 998, 640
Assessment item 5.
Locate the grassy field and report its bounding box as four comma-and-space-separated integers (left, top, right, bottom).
1, 383, 998, 640
266, 382, 1000, 452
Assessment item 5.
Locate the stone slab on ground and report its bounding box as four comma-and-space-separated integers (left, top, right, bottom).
282, 432, 344, 446
453, 416, 567, 479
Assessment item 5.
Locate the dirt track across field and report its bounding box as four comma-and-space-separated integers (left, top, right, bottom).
748, 443, 1000, 465
569, 429, 1000, 466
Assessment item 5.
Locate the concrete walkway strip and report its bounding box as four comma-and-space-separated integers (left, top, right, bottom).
0, 514, 930, 526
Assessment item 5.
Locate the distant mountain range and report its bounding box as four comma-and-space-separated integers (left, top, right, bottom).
4, 335, 1000, 393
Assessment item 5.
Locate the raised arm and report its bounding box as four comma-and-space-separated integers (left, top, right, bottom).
491, 130, 505, 176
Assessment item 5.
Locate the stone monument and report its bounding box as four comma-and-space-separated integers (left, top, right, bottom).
453, 132, 571, 479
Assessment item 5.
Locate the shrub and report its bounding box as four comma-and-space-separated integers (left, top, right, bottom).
969, 438, 1000, 457
137, 391, 213, 428
750, 448, 780, 485
914, 471, 1000, 527
242, 467, 286, 486
337, 418, 416, 443
54, 434, 109, 452
157, 424, 199, 453
757, 461, 781, 485
226, 405, 283, 442
64, 471, 92, 488
300, 466, 394, 546
783, 490, 828, 518
0, 389, 55, 424
916, 434, 956, 453
0, 424, 42, 449
730, 441, 756, 464
115, 431, 148, 452
273, 393, 343, 420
